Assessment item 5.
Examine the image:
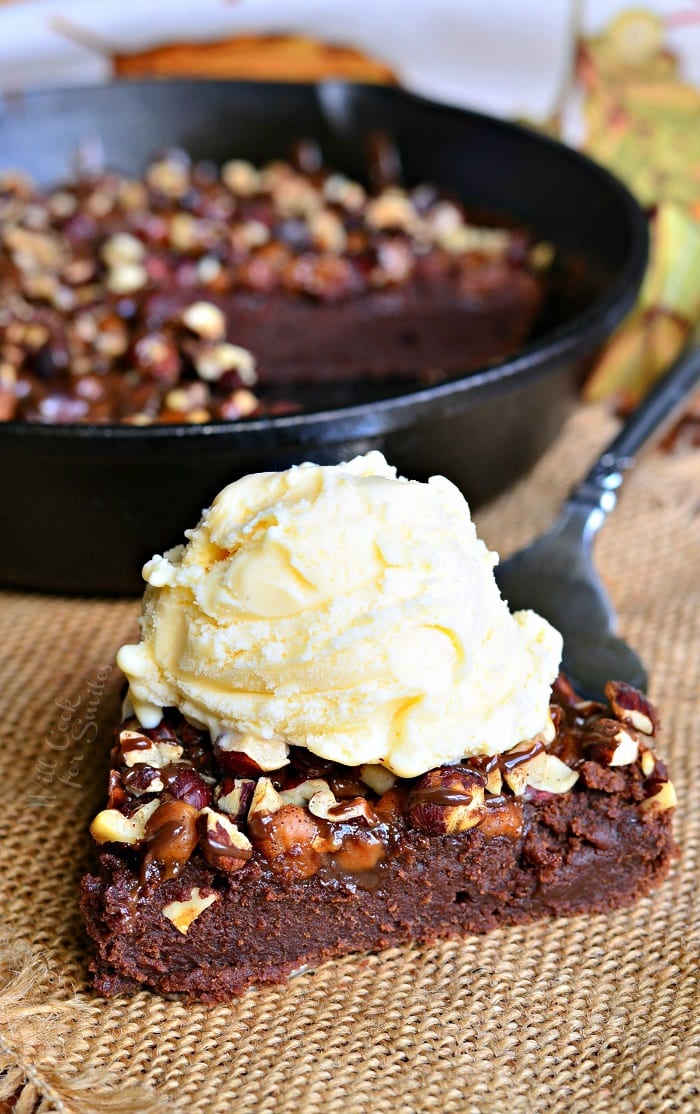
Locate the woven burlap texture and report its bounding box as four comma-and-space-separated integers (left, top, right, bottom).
0, 404, 698, 1114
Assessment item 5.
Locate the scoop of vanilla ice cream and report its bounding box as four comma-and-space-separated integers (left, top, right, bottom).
117, 452, 562, 778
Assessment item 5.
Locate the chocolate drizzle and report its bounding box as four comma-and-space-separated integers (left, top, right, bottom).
500, 739, 545, 773
119, 734, 154, 754
407, 786, 477, 808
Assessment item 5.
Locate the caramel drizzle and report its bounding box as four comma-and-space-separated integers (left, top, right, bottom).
140, 817, 193, 887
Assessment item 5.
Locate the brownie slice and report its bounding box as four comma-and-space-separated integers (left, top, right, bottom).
81, 677, 677, 1004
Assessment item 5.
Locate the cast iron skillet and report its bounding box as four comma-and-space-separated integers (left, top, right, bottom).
0, 81, 647, 595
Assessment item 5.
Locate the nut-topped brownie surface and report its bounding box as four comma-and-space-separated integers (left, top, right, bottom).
82, 453, 676, 1003
0, 149, 545, 424
82, 674, 676, 1003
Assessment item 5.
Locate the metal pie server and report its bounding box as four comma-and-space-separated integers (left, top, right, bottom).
495, 343, 700, 701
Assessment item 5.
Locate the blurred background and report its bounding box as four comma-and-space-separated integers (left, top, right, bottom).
0, 0, 697, 424
0, 0, 697, 594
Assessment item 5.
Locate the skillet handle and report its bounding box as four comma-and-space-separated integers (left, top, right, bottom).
568, 342, 700, 516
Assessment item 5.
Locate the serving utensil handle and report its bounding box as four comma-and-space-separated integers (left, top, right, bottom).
569, 342, 700, 518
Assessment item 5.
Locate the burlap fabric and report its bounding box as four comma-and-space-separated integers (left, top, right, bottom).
0, 404, 698, 1114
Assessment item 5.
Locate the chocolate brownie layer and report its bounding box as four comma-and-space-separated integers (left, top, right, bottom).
81, 678, 677, 1003
143, 267, 541, 387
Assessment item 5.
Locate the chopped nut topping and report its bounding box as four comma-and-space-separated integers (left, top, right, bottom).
424, 201, 463, 237
216, 731, 289, 772
366, 189, 417, 231
485, 765, 503, 795
48, 191, 77, 218
359, 764, 397, 796
436, 225, 510, 255
101, 233, 145, 267
308, 210, 347, 253
641, 780, 677, 815
90, 799, 160, 845
584, 719, 640, 767
222, 159, 261, 197
123, 766, 165, 797
199, 807, 253, 872
280, 778, 334, 808
142, 800, 200, 885
147, 156, 190, 198
249, 802, 324, 880
530, 241, 555, 270
307, 787, 342, 820
90, 674, 673, 902
0, 363, 17, 389
248, 777, 283, 818
406, 767, 486, 834
606, 680, 659, 736
273, 176, 322, 218
606, 721, 642, 766
165, 387, 192, 413
162, 887, 219, 935
322, 174, 366, 210
326, 797, 379, 825
197, 255, 223, 284
106, 262, 147, 294
118, 179, 149, 211
521, 752, 579, 794
181, 301, 226, 341
501, 739, 546, 796
194, 342, 257, 385
608, 729, 640, 766
221, 388, 258, 419
240, 220, 270, 249
217, 777, 256, 820
119, 732, 184, 768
